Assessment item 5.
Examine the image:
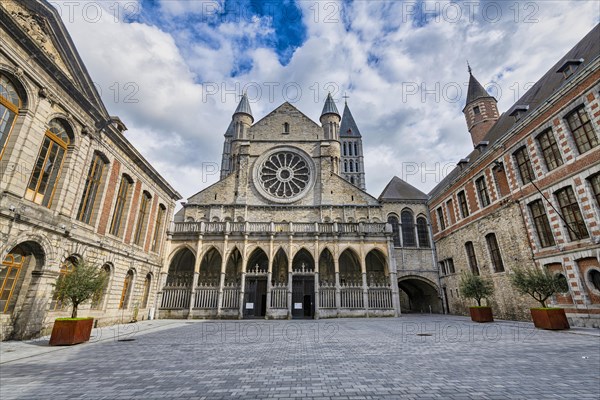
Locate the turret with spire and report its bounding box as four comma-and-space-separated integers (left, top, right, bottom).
339, 96, 366, 190
320, 92, 341, 141
220, 93, 254, 178
463, 64, 499, 147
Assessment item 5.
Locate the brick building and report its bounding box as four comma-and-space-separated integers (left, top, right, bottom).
0, 0, 180, 339
429, 25, 600, 327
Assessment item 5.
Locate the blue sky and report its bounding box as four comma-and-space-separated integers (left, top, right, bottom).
54, 0, 600, 203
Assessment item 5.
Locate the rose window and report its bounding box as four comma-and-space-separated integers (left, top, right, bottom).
254, 148, 314, 203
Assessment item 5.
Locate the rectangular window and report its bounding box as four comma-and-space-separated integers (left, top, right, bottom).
26, 136, 66, 207
589, 173, 600, 207
436, 207, 446, 230
486, 233, 504, 272
133, 192, 151, 246
457, 191, 469, 218
77, 153, 106, 224
465, 242, 479, 275
475, 176, 490, 207
446, 199, 455, 224
537, 129, 563, 171
109, 176, 133, 237
151, 205, 166, 252
566, 107, 598, 154
514, 146, 535, 184
555, 186, 589, 241
447, 258, 455, 274
528, 200, 556, 248
473, 106, 480, 115
439, 262, 447, 276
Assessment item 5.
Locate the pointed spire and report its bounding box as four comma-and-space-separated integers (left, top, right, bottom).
234, 92, 253, 120
467, 60, 472, 75
340, 101, 361, 137
321, 92, 340, 117
465, 68, 492, 105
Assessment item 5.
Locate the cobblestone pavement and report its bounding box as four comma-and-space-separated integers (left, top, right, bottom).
1, 315, 599, 399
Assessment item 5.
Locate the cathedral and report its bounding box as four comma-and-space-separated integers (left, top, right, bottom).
160, 95, 440, 319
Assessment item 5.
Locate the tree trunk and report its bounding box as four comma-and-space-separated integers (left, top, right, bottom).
72, 304, 78, 318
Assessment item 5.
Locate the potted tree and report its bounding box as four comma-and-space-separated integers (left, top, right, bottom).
509, 267, 570, 330
459, 272, 495, 322
49, 259, 108, 345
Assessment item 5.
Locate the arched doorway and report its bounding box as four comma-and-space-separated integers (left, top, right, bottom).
0, 242, 44, 315
398, 276, 442, 313
244, 248, 268, 318
225, 248, 242, 285
292, 249, 315, 319
272, 248, 288, 285
318, 249, 335, 285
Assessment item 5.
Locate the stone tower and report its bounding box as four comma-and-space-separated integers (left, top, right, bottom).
220, 93, 254, 178
320, 93, 342, 175
339, 100, 366, 190
463, 66, 499, 147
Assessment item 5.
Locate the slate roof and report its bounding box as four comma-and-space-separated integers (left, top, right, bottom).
429, 24, 600, 200
321, 92, 340, 117
340, 102, 362, 137
234, 93, 253, 119
379, 176, 429, 202
465, 71, 494, 105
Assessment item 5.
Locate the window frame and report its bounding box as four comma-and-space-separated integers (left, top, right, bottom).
565, 106, 598, 154
77, 152, 108, 224
555, 186, 589, 241
475, 176, 490, 208
485, 233, 504, 272
401, 210, 416, 247
513, 146, 535, 184
109, 175, 134, 237
0, 74, 21, 161
133, 191, 152, 246
151, 204, 167, 253
457, 190, 469, 218
416, 217, 430, 248
465, 241, 479, 275
528, 199, 556, 248
536, 129, 563, 172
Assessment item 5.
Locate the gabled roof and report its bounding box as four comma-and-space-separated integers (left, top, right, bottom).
340, 102, 362, 137
234, 92, 253, 119
465, 71, 493, 105
429, 24, 600, 200
379, 176, 428, 202
251, 101, 322, 129
321, 92, 340, 117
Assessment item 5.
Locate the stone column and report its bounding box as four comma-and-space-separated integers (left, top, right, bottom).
154, 270, 168, 320
334, 253, 341, 317
216, 235, 228, 317
387, 238, 401, 317
238, 234, 249, 319
187, 271, 199, 319
265, 235, 274, 319
360, 243, 369, 317
314, 236, 320, 319
287, 234, 293, 319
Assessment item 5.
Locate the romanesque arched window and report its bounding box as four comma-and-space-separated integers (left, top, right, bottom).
77, 152, 109, 224
141, 273, 152, 308
119, 269, 135, 309
387, 215, 401, 247
401, 210, 416, 247
417, 217, 430, 248
25, 119, 71, 207
0, 74, 22, 160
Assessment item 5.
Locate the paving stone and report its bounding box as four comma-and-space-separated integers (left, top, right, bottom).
0, 316, 599, 399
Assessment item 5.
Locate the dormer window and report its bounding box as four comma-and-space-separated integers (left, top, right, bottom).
557, 58, 584, 79
510, 105, 529, 122
283, 122, 290, 134
473, 106, 481, 115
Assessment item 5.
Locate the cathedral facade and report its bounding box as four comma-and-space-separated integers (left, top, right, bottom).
161, 95, 440, 319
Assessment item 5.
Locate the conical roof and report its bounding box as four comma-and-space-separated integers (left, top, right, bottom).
466, 70, 492, 105
234, 93, 253, 119
340, 102, 361, 137
321, 93, 340, 117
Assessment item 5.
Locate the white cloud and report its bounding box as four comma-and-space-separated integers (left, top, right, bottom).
53, 0, 599, 205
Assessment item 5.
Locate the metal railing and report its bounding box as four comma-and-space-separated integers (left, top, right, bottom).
170, 221, 390, 235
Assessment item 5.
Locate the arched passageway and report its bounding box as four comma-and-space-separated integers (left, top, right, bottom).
199, 247, 221, 286
339, 249, 361, 286
318, 249, 335, 285
398, 277, 442, 313
225, 248, 242, 285
1, 242, 44, 315
166, 247, 195, 287
365, 249, 388, 286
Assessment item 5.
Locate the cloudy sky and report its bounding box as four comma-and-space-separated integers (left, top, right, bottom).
52, 0, 599, 202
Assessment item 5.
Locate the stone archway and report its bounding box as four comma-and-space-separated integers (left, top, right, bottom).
398, 276, 442, 313
166, 247, 195, 287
